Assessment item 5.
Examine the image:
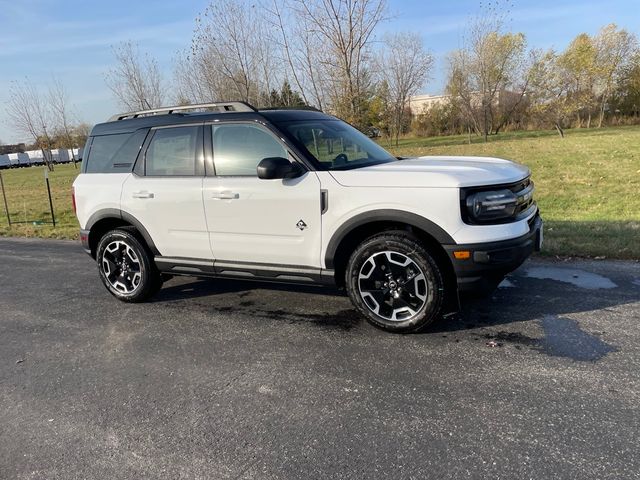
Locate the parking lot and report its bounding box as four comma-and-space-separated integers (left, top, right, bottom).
1, 237, 639, 479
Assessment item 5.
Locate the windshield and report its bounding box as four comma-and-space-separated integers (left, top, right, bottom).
278, 119, 397, 170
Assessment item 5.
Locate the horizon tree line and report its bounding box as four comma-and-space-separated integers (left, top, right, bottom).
5, 0, 640, 147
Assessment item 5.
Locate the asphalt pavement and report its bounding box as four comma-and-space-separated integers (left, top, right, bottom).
1, 237, 639, 479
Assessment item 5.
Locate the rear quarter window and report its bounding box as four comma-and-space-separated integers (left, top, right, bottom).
84, 129, 148, 173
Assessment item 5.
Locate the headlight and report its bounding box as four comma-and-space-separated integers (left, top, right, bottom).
465, 189, 517, 222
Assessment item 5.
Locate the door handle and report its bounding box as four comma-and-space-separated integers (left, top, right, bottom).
132, 191, 154, 199
211, 191, 239, 200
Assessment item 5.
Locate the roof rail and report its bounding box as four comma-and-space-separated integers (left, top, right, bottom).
108, 101, 257, 121
259, 105, 323, 112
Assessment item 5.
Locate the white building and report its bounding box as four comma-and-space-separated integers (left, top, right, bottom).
408, 94, 452, 115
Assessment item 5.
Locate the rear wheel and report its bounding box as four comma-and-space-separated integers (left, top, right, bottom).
96, 229, 162, 302
346, 231, 444, 333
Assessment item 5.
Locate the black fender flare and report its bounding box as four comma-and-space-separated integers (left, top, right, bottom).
324, 209, 456, 269
85, 209, 160, 256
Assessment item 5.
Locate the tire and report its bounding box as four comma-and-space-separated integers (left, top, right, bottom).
96, 228, 162, 302
346, 231, 444, 333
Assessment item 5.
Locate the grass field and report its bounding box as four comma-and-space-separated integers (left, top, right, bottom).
0, 125, 638, 258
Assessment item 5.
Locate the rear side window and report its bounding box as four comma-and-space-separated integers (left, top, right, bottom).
84, 129, 148, 173
145, 126, 199, 176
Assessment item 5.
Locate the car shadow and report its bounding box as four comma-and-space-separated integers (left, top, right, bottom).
152, 264, 639, 338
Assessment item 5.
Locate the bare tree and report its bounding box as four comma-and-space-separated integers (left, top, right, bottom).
49, 76, 80, 167
268, 0, 310, 106
6, 79, 55, 170
291, 0, 388, 128
185, 0, 277, 105
105, 41, 164, 111
378, 32, 433, 145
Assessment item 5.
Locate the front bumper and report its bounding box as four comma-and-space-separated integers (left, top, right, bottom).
444, 213, 543, 292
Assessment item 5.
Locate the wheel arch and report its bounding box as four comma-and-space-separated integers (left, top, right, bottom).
326, 210, 457, 293
86, 209, 159, 258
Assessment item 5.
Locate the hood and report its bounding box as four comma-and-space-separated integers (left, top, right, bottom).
329, 156, 530, 188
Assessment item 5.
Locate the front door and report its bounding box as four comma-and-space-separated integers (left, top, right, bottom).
202, 122, 322, 268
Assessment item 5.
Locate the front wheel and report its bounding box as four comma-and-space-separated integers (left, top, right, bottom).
346, 231, 444, 333
96, 228, 162, 302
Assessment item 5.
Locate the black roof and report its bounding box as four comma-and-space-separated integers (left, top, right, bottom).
90, 109, 336, 136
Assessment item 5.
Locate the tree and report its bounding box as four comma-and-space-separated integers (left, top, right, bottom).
267, 0, 327, 110
378, 32, 433, 146
262, 80, 307, 107
289, 0, 388, 129
525, 50, 574, 137
611, 51, 640, 117
446, 13, 533, 141
556, 33, 598, 127
49, 76, 81, 166
184, 0, 277, 106
105, 41, 164, 111
6, 79, 55, 170
593, 24, 638, 127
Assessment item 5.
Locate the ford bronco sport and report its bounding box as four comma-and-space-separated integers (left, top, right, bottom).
73, 102, 542, 333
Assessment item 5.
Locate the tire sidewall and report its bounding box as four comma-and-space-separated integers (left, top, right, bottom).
346, 234, 443, 333
96, 229, 155, 302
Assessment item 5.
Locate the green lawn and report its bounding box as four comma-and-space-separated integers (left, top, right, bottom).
0, 126, 638, 258
0, 163, 80, 240
383, 126, 640, 259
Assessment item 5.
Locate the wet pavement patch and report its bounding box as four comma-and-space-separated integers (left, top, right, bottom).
498, 278, 515, 288
538, 315, 618, 361
524, 266, 617, 290
484, 330, 539, 347
483, 316, 618, 361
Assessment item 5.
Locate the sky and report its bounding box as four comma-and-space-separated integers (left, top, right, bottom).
1, 0, 639, 143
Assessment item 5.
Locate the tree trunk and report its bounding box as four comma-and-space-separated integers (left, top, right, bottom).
41, 148, 54, 172
587, 112, 592, 129
555, 123, 564, 138
598, 98, 606, 128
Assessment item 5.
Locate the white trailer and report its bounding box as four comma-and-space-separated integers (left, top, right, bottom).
50, 149, 60, 164
26, 150, 45, 166
7, 153, 22, 167
11, 152, 31, 167
0, 154, 10, 169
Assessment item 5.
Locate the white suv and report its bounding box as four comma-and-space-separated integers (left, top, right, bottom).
73, 102, 542, 333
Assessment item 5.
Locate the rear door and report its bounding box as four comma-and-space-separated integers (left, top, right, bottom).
202, 122, 322, 268
121, 124, 212, 260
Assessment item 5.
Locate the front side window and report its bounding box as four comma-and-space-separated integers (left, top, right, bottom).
145, 126, 199, 176
278, 119, 397, 170
212, 124, 288, 176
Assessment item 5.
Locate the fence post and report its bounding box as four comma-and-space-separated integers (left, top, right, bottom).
44, 167, 56, 227
0, 171, 10, 226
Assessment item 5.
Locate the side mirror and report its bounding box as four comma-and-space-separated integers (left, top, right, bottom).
257, 157, 304, 180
